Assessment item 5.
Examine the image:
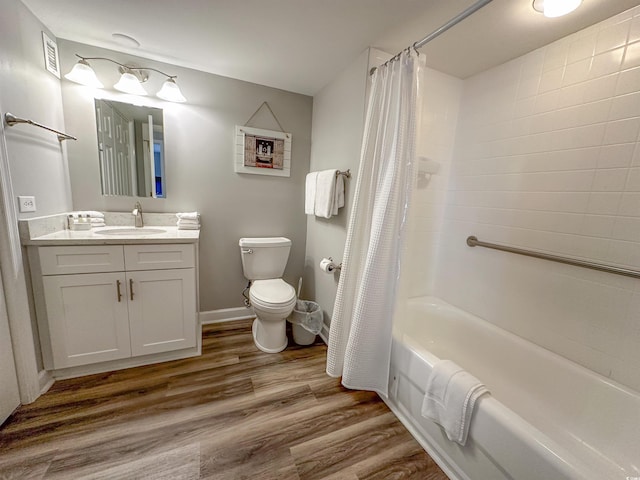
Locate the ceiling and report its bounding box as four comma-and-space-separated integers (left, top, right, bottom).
20, 0, 640, 96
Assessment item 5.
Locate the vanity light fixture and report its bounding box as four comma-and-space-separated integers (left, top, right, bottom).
64, 54, 187, 103
532, 0, 582, 18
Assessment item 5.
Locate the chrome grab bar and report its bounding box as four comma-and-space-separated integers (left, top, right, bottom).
466, 236, 640, 280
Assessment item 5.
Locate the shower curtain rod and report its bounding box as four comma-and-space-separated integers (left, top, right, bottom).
371, 0, 493, 74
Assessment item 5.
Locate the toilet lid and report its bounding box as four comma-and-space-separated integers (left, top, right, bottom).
251, 279, 295, 305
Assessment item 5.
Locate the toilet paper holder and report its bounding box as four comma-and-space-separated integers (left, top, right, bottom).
321, 257, 342, 272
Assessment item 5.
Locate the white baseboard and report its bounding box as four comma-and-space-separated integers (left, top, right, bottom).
319, 323, 329, 345
200, 307, 255, 324
38, 369, 54, 397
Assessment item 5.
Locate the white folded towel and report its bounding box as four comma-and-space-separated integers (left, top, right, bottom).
332, 173, 345, 216
177, 224, 200, 230
91, 222, 106, 228
305, 172, 318, 215
314, 169, 338, 219
176, 212, 199, 220
421, 360, 489, 446
177, 218, 200, 226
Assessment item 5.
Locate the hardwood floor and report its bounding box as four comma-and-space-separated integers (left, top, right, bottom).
0, 320, 448, 480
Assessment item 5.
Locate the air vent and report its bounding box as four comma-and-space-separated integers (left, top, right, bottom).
42, 32, 60, 78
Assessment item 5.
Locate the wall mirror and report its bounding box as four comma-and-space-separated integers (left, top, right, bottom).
94, 99, 166, 198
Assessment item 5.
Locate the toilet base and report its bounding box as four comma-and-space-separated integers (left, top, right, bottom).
252, 319, 287, 353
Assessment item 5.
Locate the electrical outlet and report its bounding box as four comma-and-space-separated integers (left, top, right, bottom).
18, 196, 36, 213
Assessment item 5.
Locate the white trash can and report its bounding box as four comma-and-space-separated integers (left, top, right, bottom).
287, 300, 322, 346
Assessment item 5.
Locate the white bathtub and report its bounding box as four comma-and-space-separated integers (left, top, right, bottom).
387, 296, 640, 480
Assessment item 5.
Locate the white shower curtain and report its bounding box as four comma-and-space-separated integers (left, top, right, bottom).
326, 50, 422, 396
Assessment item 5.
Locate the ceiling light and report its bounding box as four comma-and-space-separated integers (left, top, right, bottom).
114, 70, 148, 96
64, 59, 104, 88
63, 54, 187, 102
532, 0, 582, 18
111, 33, 140, 48
157, 78, 186, 103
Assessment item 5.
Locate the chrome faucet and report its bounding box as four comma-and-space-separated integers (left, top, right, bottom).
132, 201, 143, 228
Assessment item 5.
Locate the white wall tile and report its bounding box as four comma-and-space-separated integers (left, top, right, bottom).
544, 40, 569, 72
431, 6, 640, 392
622, 40, 640, 70
580, 214, 615, 237
539, 66, 564, 93
562, 58, 592, 86
612, 216, 640, 240
625, 167, 640, 191
597, 143, 636, 168
582, 73, 619, 102
568, 34, 597, 63
589, 47, 624, 79
587, 192, 622, 214
592, 168, 629, 191
603, 117, 640, 144
595, 19, 631, 54
610, 91, 640, 120
629, 16, 640, 44
618, 192, 640, 216
616, 66, 640, 95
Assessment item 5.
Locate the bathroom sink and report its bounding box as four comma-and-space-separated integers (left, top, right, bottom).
95, 228, 166, 236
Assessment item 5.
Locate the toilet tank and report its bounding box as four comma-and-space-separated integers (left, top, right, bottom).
239, 237, 292, 280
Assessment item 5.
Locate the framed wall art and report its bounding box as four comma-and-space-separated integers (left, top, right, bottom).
235, 125, 291, 177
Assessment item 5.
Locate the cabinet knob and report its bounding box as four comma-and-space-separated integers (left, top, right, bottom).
129, 278, 135, 301
116, 280, 123, 302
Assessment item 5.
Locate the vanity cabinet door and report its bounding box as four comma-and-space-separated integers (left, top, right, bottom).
42, 272, 131, 368
127, 269, 197, 356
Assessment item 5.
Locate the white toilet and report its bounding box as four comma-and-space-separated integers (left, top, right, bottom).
239, 237, 296, 353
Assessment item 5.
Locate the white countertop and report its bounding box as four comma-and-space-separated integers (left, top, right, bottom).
24, 225, 200, 246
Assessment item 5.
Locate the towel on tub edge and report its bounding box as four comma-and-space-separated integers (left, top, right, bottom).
421, 359, 489, 446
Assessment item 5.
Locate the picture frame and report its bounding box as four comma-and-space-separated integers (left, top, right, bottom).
235, 125, 291, 177
42, 32, 60, 79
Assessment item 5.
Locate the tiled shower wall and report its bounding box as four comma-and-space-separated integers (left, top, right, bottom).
434, 6, 640, 391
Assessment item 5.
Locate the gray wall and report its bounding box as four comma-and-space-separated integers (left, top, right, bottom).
0, 0, 72, 215
58, 40, 313, 312
302, 49, 369, 329
0, 0, 72, 393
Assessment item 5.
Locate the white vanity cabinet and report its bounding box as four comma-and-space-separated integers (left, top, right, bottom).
34, 243, 198, 371
42, 271, 132, 367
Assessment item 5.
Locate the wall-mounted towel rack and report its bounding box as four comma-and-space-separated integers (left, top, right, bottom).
4, 112, 77, 142
467, 236, 640, 279
336, 169, 351, 178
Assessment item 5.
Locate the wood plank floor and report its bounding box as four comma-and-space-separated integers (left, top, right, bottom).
0, 320, 448, 480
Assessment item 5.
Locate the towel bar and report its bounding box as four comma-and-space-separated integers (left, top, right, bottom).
4, 112, 76, 141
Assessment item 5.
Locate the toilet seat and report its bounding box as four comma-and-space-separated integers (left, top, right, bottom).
250, 279, 296, 309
